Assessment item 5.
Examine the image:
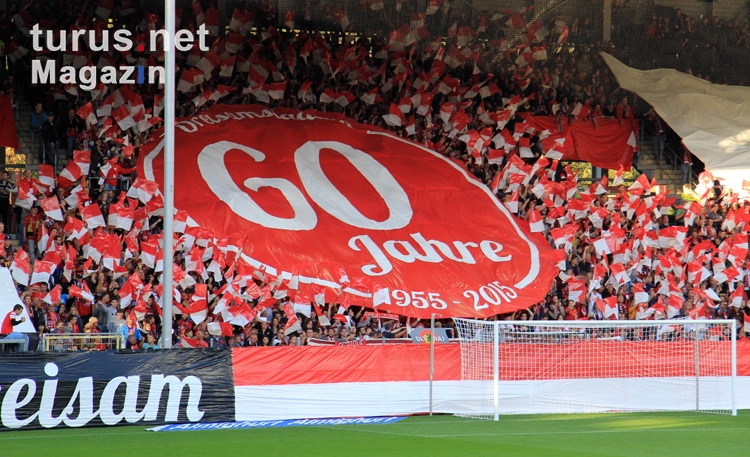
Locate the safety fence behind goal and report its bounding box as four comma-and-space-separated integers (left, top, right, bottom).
452, 318, 737, 420
43, 333, 125, 352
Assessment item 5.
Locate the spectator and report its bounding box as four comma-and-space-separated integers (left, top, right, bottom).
193, 330, 209, 348
143, 333, 161, 350
59, 108, 83, 160
118, 316, 142, 347
644, 108, 666, 163
682, 146, 693, 184
30, 103, 47, 157
382, 322, 407, 338
22, 206, 43, 258
91, 295, 111, 333
0, 171, 15, 227
615, 96, 634, 126
41, 112, 58, 165
108, 308, 125, 334
1, 304, 29, 351
127, 334, 141, 350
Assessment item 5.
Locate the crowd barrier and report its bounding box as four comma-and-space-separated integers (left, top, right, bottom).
1, 342, 750, 430
42, 333, 124, 352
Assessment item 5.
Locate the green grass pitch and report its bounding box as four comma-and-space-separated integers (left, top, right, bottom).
2, 412, 747, 457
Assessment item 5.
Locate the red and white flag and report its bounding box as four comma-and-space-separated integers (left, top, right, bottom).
139, 241, 158, 269
382, 103, 406, 127
291, 294, 312, 318
297, 81, 312, 100
528, 209, 545, 233
127, 177, 160, 203
284, 9, 295, 28
10, 250, 31, 286
77, 102, 97, 126
80, 203, 106, 229
372, 282, 391, 307
40, 197, 64, 221
112, 104, 137, 131
319, 88, 337, 104
37, 164, 55, 191
730, 287, 745, 308
267, 81, 287, 100
426, 0, 443, 15
59, 161, 83, 183
568, 278, 585, 303
188, 296, 208, 325
44, 284, 63, 305
667, 295, 682, 319
177, 68, 205, 93
15, 181, 37, 209
633, 283, 649, 304
283, 303, 301, 335
207, 321, 235, 337
595, 297, 617, 319
196, 50, 222, 79
228, 8, 252, 33
360, 88, 381, 105
30, 260, 56, 285
69, 283, 95, 302
335, 91, 356, 107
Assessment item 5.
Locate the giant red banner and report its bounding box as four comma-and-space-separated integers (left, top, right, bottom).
138, 105, 558, 318
0, 96, 19, 150
520, 113, 637, 170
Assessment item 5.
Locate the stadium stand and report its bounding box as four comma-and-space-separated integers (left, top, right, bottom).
0, 0, 749, 352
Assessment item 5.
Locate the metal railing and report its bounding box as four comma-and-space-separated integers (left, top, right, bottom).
638, 121, 695, 186
43, 333, 124, 352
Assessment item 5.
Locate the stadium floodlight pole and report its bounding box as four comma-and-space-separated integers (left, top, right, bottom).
161, 0, 176, 349
429, 313, 435, 416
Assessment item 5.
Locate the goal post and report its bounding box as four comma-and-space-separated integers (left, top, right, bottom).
452, 319, 737, 420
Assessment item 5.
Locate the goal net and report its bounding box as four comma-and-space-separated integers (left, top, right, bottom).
452, 319, 736, 420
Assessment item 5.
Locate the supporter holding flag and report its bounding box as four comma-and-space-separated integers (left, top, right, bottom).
23, 206, 43, 258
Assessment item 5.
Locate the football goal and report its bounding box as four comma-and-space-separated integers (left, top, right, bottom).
452, 319, 737, 419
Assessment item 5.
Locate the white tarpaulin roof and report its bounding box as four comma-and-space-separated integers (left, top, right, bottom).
602, 52, 750, 192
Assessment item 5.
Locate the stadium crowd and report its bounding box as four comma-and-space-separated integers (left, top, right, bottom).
0, 0, 749, 352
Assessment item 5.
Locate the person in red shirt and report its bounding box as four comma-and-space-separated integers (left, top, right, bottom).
23, 205, 44, 258
1, 304, 29, 351
615, 96, 633, 126
45, 303, 59, 331
67, 315, 80, 333
193, 330, 209, 348
100, 157, 136, 191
